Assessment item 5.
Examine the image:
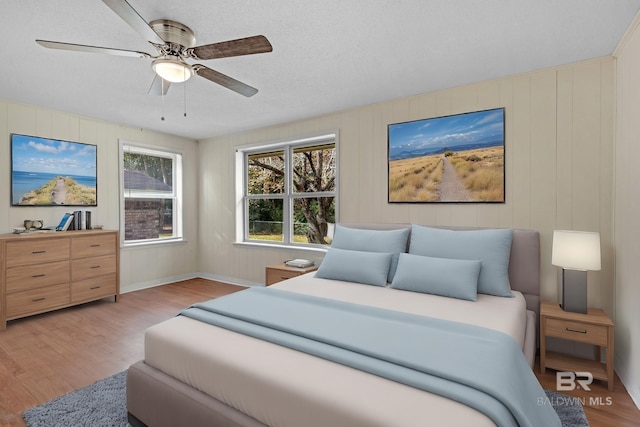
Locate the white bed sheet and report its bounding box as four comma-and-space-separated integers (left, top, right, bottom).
144, 275, 528, 427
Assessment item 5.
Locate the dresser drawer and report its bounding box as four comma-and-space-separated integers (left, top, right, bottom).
71, 234, 116, 258
6, 283, 70, 319
71, 274, 117, 303
6, 238, 70, 267
71, 255, 117, 281
6, 260, 69, 292
546, 318, 608, 346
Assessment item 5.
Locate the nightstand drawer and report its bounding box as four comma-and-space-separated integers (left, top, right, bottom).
266, 269, 298, 286
546, 318, 608, 346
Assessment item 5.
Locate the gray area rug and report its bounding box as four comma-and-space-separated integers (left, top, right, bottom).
23, 370, 589, 427
22, 370, 128, 427
544, 389, 590, 427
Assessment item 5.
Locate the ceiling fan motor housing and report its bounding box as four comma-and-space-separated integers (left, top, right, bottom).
150, 19, 196, 50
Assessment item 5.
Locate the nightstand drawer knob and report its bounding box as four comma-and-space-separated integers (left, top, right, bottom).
566, 327, 587, 334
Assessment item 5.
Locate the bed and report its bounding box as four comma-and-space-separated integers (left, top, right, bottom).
127, 224, 557, 427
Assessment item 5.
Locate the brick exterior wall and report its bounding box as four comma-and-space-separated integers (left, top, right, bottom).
124, 200, 162, 240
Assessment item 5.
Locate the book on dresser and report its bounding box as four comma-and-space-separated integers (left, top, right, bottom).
55, 213, 74, 231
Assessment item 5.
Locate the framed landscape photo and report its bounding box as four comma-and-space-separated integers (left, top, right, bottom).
388, 107, 505, 203
11, 134, 97, 206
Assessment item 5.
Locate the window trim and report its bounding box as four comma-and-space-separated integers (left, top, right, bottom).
235, 131, 339, 249
119, 140, 184, 247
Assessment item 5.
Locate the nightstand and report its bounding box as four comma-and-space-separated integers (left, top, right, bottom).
265, 263, 318, 286
540, 301, 614, 391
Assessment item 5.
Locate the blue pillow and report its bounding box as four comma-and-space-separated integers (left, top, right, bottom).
331, 225, 410, 283
315, 248, 393, 287
391, 253, 481, 301
409, 225, 514, 297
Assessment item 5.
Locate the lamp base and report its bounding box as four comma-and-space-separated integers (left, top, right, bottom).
561, 269, 588, 314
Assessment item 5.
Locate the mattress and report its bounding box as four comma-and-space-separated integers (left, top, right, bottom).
144, 275, 529, 427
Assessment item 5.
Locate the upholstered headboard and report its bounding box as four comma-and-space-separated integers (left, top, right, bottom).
338, 223, 541, 320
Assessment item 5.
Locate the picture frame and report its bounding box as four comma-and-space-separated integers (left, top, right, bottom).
11, 133, 97, 206
388, 107, 505, 203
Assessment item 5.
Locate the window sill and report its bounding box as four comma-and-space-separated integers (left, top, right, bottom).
234, 240, 329, 254
122, 237, 187, 249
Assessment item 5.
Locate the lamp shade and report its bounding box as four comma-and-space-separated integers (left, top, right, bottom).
152, 58, 192, 83
552, 230, 601, 271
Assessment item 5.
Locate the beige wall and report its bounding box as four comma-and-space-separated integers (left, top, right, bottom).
198, 57, 615, 316
0, 99, 200, 292
614, 16, 640, 406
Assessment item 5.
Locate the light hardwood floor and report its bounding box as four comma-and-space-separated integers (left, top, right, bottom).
0, 279, 638, 426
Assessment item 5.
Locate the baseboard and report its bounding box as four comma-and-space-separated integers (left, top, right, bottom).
615, 354, 640, 409
195, 272, 263, 288
120, 272, 262, 294
120, 273, 200, 294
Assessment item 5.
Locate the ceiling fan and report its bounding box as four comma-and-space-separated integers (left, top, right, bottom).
36, 0, 272, 97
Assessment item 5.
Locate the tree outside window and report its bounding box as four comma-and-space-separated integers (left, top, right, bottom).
242, 135, 337, 246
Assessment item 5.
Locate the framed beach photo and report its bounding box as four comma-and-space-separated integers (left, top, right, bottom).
388, 108, 505, 203
10, 134, 97, 206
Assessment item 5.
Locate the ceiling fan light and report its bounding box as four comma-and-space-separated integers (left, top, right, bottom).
152, 58, 193, 83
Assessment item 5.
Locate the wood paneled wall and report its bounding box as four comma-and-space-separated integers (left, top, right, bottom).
614, 14, 640, 409
0, 100, 200, 292
198, 57, 615, 315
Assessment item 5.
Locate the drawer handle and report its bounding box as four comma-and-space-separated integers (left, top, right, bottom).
90, 286, 101, 290
90, 244, 101, 247
566, 327, 587, 334
90, 265, 101, 269
32, 274, 46, 278
32, 297, 46, 302
32, 250, 46, 254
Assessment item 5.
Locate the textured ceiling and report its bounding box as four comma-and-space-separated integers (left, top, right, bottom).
1, 0, 639, 140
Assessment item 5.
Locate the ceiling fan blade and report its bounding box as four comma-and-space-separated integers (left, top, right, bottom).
148, 74, 172, 96
189, 35, 272, 60
36, 39, 150, 58
193, 65, 258, 97
101, 0, 165, 45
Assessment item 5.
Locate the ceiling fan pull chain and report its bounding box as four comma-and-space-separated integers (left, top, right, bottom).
161, 78, 165, 121
184, 68, 187, 118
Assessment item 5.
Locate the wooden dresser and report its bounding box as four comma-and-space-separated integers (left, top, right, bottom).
0, 230, 120, 330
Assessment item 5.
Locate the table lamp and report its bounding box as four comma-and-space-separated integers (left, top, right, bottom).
551, 230, 601, 314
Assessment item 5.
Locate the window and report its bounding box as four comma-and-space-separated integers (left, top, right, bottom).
120, 142, 183, 245
238, 133, 338, 247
